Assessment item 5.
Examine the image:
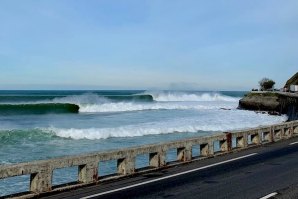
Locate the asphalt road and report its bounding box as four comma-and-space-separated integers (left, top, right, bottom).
43, 136, 298, 199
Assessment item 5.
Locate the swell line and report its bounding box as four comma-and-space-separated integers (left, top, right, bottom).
0, 103, 79, 115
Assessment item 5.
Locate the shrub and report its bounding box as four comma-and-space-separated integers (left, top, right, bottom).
259, 78, 275, 91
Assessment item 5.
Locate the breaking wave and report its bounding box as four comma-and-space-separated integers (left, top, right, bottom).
0, 92, 241, 114
53, 92, 240, 113
146, 91, 240, 102
40, 111, 286, 140
78, 102, 236, 113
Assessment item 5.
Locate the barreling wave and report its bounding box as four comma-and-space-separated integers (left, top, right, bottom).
0, 103, 79, 115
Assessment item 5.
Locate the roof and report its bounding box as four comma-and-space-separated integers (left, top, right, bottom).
285, 72, 298, 88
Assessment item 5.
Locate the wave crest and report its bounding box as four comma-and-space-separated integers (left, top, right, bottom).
79, 102, 235, 113
145, 91, 239, 102
42, 112, 287, 140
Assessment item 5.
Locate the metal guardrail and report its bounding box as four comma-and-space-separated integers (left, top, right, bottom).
1, 121, 298, 198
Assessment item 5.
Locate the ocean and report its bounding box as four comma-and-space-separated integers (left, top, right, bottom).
0, 90, 287, 196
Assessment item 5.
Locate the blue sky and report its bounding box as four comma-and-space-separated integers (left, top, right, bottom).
0, 0, 297, 90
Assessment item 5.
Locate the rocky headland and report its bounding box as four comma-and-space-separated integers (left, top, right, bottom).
239, 92, 298, 121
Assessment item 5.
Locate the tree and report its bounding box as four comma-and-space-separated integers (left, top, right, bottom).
259, 78, 275, 91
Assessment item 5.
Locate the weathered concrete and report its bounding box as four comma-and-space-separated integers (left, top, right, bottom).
1, 120, 298, 198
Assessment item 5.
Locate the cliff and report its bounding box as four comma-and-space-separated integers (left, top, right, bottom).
239, 92, 298, 121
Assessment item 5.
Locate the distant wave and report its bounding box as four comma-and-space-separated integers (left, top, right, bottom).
144, 91, 240, 102
52, 93, 153, 103
0, 92, 241, 114
78, 102, 236, 113
50, 93, 239, 113
0, 103, 79, 115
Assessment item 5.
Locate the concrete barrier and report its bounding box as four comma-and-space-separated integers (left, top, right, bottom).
1, 121, 298, 198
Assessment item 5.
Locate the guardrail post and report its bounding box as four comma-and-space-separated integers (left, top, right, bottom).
274, 129, 282, 140
177, 144, 192, 162
219, 139, 227, 152
289, 123, 294, 137
284, 127, 291, 138
200, 141, 214, 157
251, 132, 260, 145
200, 143, 208, 156
117, 156, 135, 175
293, 123, 298, 135
221, 132, 232, 152
263, 131, 273, 143
30, 165, 52, 193
208, 141, 214, 155
78, 161, 98, 183
281, 127, 286, 139
271, 126, 277, 142
236, 133, 248, 148
149, 150, 166, 167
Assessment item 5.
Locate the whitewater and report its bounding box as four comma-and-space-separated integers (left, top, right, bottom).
0, 90, 287, 195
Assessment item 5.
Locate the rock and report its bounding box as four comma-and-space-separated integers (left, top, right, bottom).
239, 92, 280, 112
238, 92, 298, 121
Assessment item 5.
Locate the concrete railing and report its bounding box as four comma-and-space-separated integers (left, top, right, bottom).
1, 121, 298, 198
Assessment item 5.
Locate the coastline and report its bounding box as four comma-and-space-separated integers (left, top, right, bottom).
238, 91, 298, 121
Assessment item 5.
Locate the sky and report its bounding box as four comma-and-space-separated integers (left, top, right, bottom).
0, 0, 297, 90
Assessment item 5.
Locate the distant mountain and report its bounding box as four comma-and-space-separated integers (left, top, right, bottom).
285, 72, 298, 88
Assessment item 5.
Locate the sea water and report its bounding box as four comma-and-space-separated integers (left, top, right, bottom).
0, 90, 287, 196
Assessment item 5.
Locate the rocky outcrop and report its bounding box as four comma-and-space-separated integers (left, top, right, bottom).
239, 92, 298, 121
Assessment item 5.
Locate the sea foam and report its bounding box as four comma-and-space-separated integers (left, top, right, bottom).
53, 92, 240, 113
146, 91, 240, 102
43, 110, 287, 140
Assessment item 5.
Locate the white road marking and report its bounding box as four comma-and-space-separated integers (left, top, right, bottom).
259, 192, 278, 199
81, 153, 258, 199
289, 141, 298, 145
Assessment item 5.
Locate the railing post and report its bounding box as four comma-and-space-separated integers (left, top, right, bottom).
221, 132, 232, 152
208, 141, 214, 155
177, 144, 192, 162
271, 126, 277, 142
200, 141, 214, 157
293, 123, 298, 135
149, 149, 166, 168
117, 156, 135, 175
251, 132, 260, 145
219, 139, 227, 152
78, 161, 98, 184
30, 165, 52, 193
263, 131, 273, 143
274, 129, 282, 140
281, 127, 286, 139
236, 133, 248, 148
289, 124, 294, 137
